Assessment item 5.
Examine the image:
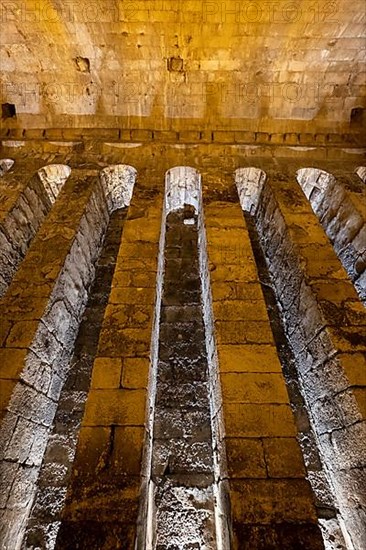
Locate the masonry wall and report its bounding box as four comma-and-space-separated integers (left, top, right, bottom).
252, 177, 366, 549
24, 208, 127, 549
0, 160, 71, 297
0, 137, 365, 550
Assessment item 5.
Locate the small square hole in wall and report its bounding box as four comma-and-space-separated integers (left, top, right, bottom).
74, 56, 90, 72
2, 103, 16, 119
167, 57, 184, 72
350, 107, 365, 127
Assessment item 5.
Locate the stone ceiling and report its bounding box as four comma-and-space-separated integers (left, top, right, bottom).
0, 0, 365, 133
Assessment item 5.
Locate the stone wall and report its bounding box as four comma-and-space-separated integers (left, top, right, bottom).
202, 186, 324, 549
253, 176, 366, 549
54, 170, 163, 549
0, 161, 71, 297
1, 0, 365, 133
0, 166, 136, 549
297, 168, 366, 304
23, 208, 127, 549
0, 139, 365, 550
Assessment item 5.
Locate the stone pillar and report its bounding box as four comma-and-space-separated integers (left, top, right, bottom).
0, 158, 15, 177
55, 171, 164, 549
297, 168, 366, 304
0, 170, 109, 549
202, 189, 324, 549
0, 160, 71, 297
356, 166, 366, 183
255, 176, 366, 549
23, 208, 128, 549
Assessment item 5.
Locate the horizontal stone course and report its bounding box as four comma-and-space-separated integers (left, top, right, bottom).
3, 128, 362, 150
83, 389, 147, 426
221, 373, 290, 404
230, 479, 317, 523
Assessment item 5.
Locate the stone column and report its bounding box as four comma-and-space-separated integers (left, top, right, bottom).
23, 208, 128, 549
356, 166, 366, 183
255, 176, 366, 549
0, 160, 71, 297
55, 171, 164, 549
0, 170, 109, 549
297, 168, 366, 304
202, 189, 324, 549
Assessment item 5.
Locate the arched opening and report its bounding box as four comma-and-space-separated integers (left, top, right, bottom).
297, 167, 335, 203
165, 165, 201, 214
100, 164, 137, 210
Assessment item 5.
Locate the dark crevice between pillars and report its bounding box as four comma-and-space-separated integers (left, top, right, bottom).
23, 208, 128, 550
150, 206, 217, 549
244, 212, 347, 550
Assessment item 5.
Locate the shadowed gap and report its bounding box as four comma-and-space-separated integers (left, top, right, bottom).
150, 206, 217, 549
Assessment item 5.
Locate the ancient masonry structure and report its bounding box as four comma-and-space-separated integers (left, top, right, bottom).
0, 132, 365, 550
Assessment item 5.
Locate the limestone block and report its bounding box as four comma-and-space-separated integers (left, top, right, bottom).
263, 438, 306, 478
221, 373, 290, 404
83, 389, 146, 427
217, 344, 283, 374
90, 357, 123, 389
223, 403, 297, 438
225, 438, 267, 478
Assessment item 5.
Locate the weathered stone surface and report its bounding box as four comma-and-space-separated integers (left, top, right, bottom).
1, 141, 364, 550
52, 176, 163, 548
297, 168, 366, 304
149, 205, 217, 547
255, 176, 366, 549
204, 196, 324, 548
0, 162, 72, 298
0, 171, 135, 549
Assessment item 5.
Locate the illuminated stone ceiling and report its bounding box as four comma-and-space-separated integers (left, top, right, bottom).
0, 0, 365, 132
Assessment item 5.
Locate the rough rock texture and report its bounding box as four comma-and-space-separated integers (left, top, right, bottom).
0, 171, 109, 549
254, 177, 366, 550
0, 137, 365, 549
245, 212, 347, 550
297, 168, 366, 304
151, 207, 217, 549
202, 184, 324, 549
54, 174, 163, 549
23, 208, 127, 550
0, 161, 70, 297
0, 164, 137, 549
